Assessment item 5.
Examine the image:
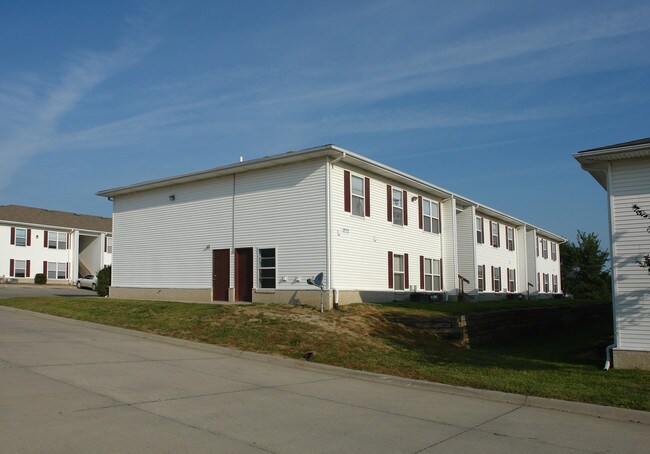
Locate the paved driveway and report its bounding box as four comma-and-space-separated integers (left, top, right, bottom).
0, 284, 97, 299
0, 306, 648, 453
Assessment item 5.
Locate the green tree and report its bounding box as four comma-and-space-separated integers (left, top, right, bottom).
560, 231, 611, 301
96, 265, 111, 297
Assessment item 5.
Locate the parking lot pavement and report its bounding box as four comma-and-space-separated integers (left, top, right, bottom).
1, 306, 649, 453
0, 284, 97, 299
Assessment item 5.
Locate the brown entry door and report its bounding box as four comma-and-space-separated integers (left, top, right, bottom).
212, 249, 230, 301
235, 247, 254, 302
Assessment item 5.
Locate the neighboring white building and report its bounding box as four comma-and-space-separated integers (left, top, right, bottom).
575, 137, 650, 370
0, 205, 112, 284
97, 145, 563, 306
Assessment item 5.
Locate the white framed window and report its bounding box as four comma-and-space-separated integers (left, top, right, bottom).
552, 274, 558, 293
541, 239, 548, 259
392, 189, 403, 226
508, 268, 516, 292
491, 221, 500, 247
351, 175, 365, 217
506, 226, 515, 251
423, 258, 441, 291
477, 265, 485, 291
422, 200, 440, 234
543, 273, 550, 293
393, 254, 405, 290
15, 228, 27, 247
258, 248, 276, 289
106, 237, 113, 254
551, 242, 557, 261
48, 231, 67, 250
476, 217, 484, 244
492, 266, 501, 291
47, 262, 67, 280
14, 259, 26, 278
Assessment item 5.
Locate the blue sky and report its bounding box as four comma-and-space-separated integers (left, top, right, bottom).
1, 1, 649, 245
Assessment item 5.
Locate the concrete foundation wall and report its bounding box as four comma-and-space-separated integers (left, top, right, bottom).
613, 349, 650, 371
109, 287, 211, 303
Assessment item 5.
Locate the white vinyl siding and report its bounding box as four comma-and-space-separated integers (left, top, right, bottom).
476, 213, 519, 294
610, 157, 650, 351
113, 159, 328, 290
331, 163, 442, 292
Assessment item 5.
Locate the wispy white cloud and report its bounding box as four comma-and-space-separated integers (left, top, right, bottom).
0, 20, 158, 189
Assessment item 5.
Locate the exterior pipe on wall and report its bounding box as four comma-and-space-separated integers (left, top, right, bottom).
604, 343, 614, 370
333, 288, 339, 309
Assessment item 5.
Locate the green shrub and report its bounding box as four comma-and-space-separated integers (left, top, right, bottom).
34, 273, 47, 285
96, 265, 111, 296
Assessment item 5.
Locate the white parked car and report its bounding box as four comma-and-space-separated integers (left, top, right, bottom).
76, 274, 97, 290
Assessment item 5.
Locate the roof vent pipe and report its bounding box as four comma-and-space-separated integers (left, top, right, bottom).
239, 156, 244, 163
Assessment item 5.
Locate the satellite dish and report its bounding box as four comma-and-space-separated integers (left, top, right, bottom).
307, 272, 324, 287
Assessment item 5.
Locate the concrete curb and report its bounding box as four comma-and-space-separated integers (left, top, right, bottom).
2, 305, 649, 425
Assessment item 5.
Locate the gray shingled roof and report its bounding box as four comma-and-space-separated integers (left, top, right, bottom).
0, 205, 112, 232
577, 137, 650, 153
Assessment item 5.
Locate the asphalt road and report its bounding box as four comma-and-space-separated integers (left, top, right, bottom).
0, 305, 648, 453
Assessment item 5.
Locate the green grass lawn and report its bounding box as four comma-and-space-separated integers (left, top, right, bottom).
1, 296, 647, 411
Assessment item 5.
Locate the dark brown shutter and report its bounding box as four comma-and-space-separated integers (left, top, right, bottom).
513, 269, 516, 292
439, 258, 443, 290
344, 170, 351, 212
404, 253, 409, 288
27, 229, 31, 246
26, 260, 30, 278
387, 185, 392, 222
403, 191, 408, 226
66, 263, 69, 280
10, 227, 15, 245
480, 218, 484, 243
537, 272, 540, 290
104, 236, 108, 253
438, 202, 442, 233
420, 255, 424, 289
9, 259, 14, 276
418, 196, 423, 229
499, 267, 502, 291
43, 261, 48, 275
388, 251, 393, 288
536, 240, 539, 256
44, 231, 48, 247
491, 266, 494, 291
489, 222, 493, 246
497, 224, 501, 247
364, 177, 370, 216
507, 268, 510, 291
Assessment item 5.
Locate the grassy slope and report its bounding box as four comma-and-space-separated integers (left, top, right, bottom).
1, 297, 647, 411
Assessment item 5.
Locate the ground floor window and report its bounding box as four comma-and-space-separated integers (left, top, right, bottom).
552, 274, 558, 293
47, 262, 67, 280
492, 266, 501, 292
477, 265, 485, 291
507, 268, 516, 292
11, 259, 27, 278
543, 273, 550, 293
393, 254, 405, 290
423, 258, 441, 291
258, 248, 276, 288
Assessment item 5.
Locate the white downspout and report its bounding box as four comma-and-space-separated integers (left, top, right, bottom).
604, 161, 617, 370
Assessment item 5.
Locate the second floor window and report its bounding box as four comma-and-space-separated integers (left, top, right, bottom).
551, 242, 557, 261
351, 175, 365, 216
476, 217, 484, 244
422, 200, 440, 234
392, 189, 403, 226
15, 228, 27, 247
506, 227, 515, 251
491, 221, 500, 247
541, 239, 548, 259
48, 232, 67, 249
